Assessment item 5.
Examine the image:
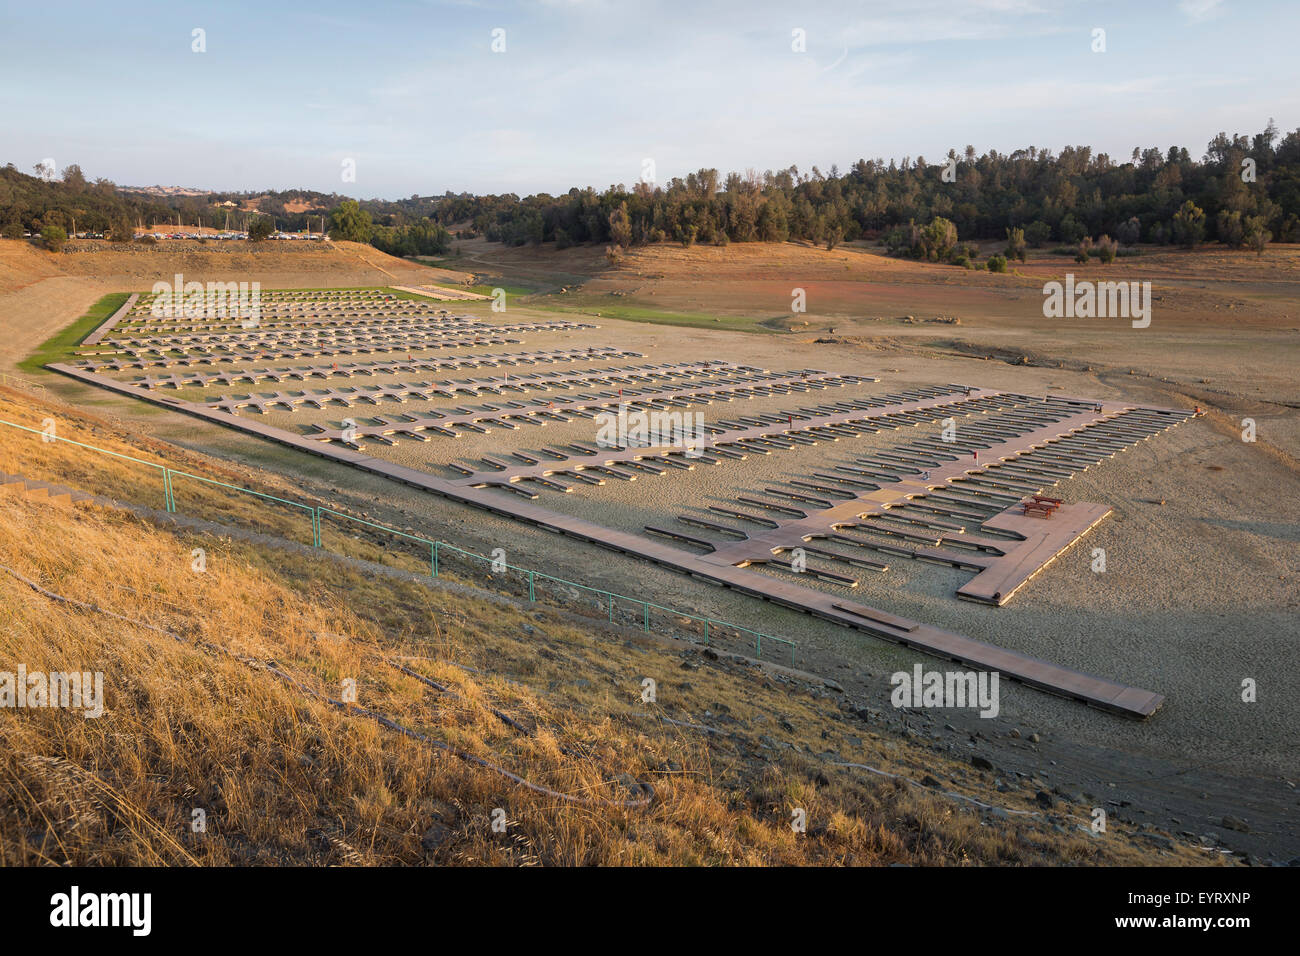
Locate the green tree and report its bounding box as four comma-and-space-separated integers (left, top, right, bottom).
1216, 210, 1245, 248
328, 200, 373, 243
608, 203, 632, 247
1243, 215, 1272, 255
1172, 200, 1206, 248
41, 224, 67, 252
247, 217, 275, 242
986, 254, 1007, 273
919, 217, 958, 261
1115, 217, 1141, 245
1004, 226, 1027, 262
107, 216, 135, 243
1024, 221, 1052, 247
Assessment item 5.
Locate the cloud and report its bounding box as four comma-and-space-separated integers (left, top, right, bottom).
1179, 0, 1225, 22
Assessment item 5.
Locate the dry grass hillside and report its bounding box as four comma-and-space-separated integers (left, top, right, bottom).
0, 383, 1207, 866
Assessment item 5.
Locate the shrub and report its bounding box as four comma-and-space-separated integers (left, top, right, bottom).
1005, 226, 1027, 262
986, 254, 1007, 273
40, 224, 67, 252
1096, 235, 1118, 264
1172, 200, 1206, 248
1024, 221, 1052, 247
248, 217, 275, 242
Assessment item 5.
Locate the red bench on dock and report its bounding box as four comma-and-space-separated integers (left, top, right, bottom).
1022, 494, 1063, 518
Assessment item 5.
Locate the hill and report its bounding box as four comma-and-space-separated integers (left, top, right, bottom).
0, 382, 1205, 865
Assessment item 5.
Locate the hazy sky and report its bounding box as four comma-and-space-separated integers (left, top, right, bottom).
2, 0, 1296, 199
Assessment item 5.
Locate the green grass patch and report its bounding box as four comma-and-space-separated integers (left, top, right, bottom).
532, 300, 778, 333
464, 284, 538, 302
407, 256, 467, 270
20, 292, 132, 374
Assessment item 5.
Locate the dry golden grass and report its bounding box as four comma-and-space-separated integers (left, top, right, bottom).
0, 388, 1215, 866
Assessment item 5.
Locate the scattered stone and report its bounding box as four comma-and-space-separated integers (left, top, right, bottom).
1221, 815, 1251, 833
971, 755, 996, 772
420, 822, 453, 852
1035, 790, 1055, 809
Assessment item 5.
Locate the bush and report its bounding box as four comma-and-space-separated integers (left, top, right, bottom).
136, 235, 157, 246
1096, 234, 1118, 264
1024, 221, 1052, 248
1005, 227, 1027, 262
2, 222, 22, 240
986, 254, 1007, 273
248, 217, 275, 242
1172, 200, 1206, 248
40, 224, 67, 252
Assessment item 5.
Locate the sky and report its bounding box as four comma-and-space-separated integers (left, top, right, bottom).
2, 0, 1297, 199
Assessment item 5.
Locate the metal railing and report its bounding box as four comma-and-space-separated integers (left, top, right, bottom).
0, 413, 797, 664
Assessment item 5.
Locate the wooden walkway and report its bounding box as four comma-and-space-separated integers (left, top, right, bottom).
53, 362, 1173, 718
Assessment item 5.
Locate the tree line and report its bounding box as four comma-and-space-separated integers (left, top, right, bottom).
429, 122, 1299, 254
5, 122, 1296, 260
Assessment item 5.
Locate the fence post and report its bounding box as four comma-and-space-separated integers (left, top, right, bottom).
432, 541, 439, 577
528, 570, 535, 602
608, 592, 613, 623
643, 602, 649, 632
704, 620, 710, 645
756, 632, 762, 658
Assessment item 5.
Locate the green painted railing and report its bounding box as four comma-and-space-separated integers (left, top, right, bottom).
0, 414, 797, 665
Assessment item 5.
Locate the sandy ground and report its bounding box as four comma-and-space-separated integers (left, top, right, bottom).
3, 238, 1297, 856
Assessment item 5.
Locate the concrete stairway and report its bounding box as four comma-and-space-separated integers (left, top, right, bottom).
0, 471, 100, 508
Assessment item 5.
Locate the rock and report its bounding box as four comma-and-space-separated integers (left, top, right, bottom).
1137, 833, 1175, 850
971, 755, 996, 772
1222, 815, 1251, 833
1035, 790, 1055, 809
1028, 733, 1041, 743
1009, 729, 1021, 739
420, 822, 453, 852
921, 775, 942, 789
